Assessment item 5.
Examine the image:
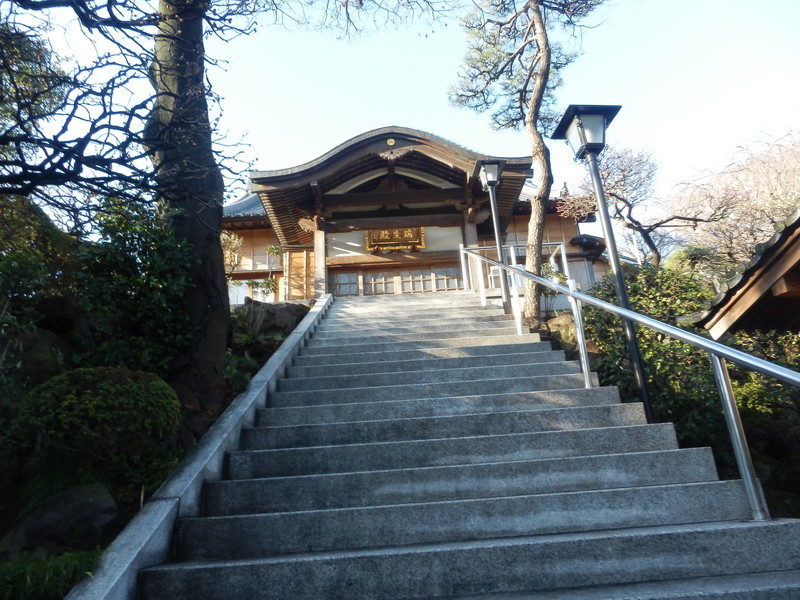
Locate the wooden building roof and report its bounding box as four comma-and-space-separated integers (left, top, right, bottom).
695, 207, 800, 338
248, 126, 532, 247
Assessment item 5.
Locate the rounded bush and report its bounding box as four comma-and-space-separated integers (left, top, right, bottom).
17, 367, 181, 488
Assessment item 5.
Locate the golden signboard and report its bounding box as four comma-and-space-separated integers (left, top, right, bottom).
366, 227, 424, 251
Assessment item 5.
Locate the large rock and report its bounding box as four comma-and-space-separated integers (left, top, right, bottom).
547, 312, 578, 352
0, 483, 116, 559
241, 299, 311, 336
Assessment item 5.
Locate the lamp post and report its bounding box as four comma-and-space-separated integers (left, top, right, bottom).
480, 161, 511, 313
552, 105, 654, 422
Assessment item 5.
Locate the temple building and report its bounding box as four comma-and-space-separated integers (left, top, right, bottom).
223, 126, 610, 308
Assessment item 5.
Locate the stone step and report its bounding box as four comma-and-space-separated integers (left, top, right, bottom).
298, 333, 542, 356
177, 480, 750, 560
413, 570, 800, 599
311, 319, 518, 339
268, 372, 595, 407
324, 303, 503, 319
227, 423, 681, 479
138, 520, 800, 599
205, 447, 719, 515
293, 339, 552, 366
287, 349, 566, 378
258, 386, 620, 426
316, 312, 512, 331
326, 293, 492, 312
319, 307, 510, 322
306, 326, 527, 348
315, 310, 514, 333
275, 360, 581, 392
242, 403, 647, 450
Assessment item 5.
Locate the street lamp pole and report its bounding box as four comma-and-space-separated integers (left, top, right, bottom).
552, 105, 654, 422
480, 162, 511, 313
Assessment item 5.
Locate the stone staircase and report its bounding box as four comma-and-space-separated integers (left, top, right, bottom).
138, 292, 800, 599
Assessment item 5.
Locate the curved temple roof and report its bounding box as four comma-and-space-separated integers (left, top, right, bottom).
248, 126, 532, 246
694, 207, 800, 337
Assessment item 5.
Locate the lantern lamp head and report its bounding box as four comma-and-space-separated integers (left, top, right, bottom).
479, 162, 501, 190
552, 105, 621, 160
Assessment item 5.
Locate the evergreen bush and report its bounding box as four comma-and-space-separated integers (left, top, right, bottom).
16, 367, 181, 490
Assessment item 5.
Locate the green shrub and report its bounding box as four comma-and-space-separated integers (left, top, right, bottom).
0, 549, 103, 600
728, 330, 800, 418
73, 200, 195, 378
16, 367, 181, 490
584, 265, 734, 471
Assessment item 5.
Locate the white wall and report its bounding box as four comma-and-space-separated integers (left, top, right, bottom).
327, 232, 365, 257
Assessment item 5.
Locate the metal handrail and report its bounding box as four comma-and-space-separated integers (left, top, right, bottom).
461, 247, 800, 522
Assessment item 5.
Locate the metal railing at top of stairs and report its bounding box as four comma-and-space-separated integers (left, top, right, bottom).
459, 245, 800, 523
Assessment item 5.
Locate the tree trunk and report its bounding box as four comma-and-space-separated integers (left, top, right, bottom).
148, 0, 231, 445
522, 0, 554, 324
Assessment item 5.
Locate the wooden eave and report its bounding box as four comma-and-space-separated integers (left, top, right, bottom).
249, 127, 531, 246
222, 216, 271, 231
696, 209, 800, 338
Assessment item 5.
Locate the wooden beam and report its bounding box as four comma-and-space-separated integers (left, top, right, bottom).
310, 180, 323, 210
325, 214, 464, 232
322, 188, 464, 207
771, 271, 800, 297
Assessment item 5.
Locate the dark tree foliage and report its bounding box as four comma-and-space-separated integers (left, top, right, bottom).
5, 0, 452, 444
450, 0, 604, 320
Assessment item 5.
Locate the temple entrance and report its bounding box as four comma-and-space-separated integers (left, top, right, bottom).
329, 266, 463, 297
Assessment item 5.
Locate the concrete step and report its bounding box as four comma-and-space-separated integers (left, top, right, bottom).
306, 326, 527, 348
242, 403, 647, 450
314, 316, 514, 335
316, 312, 512, 331
178, 480, 750, 560
287, 349, 566, 378
326, 293, 492, 311
298, 333, 542, 356
205, 447, 719, 515
414, 570, 800, 599
258, 386, 620, 426
227, 423, 681, 478
138, 520, 800, 599
268, 372, 596, 407
324, 304, 504, 320
293, 339, 552, 366
275, 360, 581, 392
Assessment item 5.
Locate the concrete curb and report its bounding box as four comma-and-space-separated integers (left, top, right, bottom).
64, 294, 334, 600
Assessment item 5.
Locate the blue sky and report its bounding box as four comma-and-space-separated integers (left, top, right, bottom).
207, 0, 800, 200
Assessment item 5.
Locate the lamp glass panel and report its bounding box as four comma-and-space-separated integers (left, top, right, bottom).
481, 163, 500, 185
580, 114, 607, 147
564, 120, 585, 157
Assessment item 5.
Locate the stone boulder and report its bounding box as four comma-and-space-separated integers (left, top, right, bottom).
241, 298, 311, 336
0, 483, 116, 559
547, 312, 578, 353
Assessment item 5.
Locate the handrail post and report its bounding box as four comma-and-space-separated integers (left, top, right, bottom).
509, 265, 524, 335
710, 354, 770, 521
476, 251, 487, 307
459, 244, 471, 291
558, 242, 572, 281
568, 279, 593, 389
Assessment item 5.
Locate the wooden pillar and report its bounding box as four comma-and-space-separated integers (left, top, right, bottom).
314, 228, 327, 297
